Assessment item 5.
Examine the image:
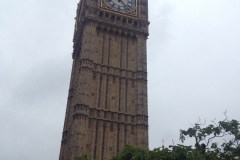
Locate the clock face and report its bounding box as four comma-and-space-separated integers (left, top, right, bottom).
104, 0, 137, 13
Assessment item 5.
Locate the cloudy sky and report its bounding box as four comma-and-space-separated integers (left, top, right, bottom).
1, 0, 240, 159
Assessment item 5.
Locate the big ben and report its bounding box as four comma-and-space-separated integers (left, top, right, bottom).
59, 0, 149, 159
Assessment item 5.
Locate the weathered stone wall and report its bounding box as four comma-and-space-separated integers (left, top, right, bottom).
59, 0, 149, 160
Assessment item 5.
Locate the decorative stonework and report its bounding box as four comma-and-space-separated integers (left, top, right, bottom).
59, 0, 149, 160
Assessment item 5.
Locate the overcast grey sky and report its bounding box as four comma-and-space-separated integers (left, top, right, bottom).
0, 0, 240, 159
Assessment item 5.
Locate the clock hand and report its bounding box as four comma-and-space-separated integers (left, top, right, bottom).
119, 0, 127, 6
118, 0, 131, 11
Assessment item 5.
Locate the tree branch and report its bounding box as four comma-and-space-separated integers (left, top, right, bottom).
206, 133, 231, 146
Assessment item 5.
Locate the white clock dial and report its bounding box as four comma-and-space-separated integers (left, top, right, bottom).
104, 0, 137, 13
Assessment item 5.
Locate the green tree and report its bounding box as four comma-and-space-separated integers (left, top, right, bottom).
113, 117, 240, 160
74, 155, 90, 160
112, 145, 149, 160
180, 117, 240, 159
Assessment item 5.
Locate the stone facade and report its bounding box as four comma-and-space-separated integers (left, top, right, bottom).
59, 0, 149, 160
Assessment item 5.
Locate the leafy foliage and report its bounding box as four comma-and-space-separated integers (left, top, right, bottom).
74, 155, 90, 160
113, 117, 240, 160
180, 117, 240, 159
112, 145, 149, 160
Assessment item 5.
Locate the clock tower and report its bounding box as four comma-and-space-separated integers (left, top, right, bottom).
59, 0, 149, 160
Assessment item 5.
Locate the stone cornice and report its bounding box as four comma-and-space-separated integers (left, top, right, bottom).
84, 17, 149, 38
72, 103, 148, 126
79, 59, 147, 81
